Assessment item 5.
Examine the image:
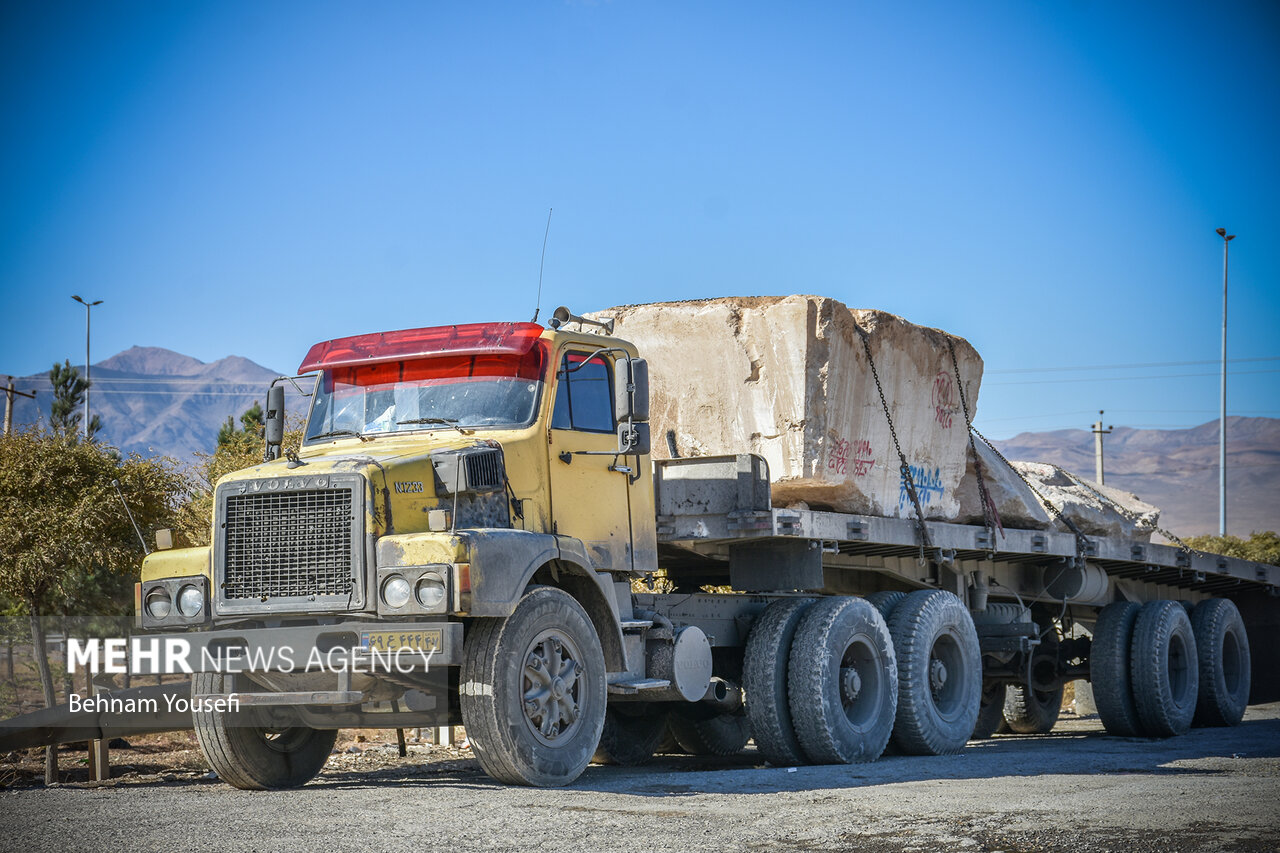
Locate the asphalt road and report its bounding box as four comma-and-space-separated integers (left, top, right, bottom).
4, 706, 1279, 853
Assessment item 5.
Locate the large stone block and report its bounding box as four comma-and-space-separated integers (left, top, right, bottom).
591, 295, 984, 519
1010, 462, 1160, 541
955, 439, 1054, 530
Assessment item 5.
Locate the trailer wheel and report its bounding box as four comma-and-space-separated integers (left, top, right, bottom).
1130, 600, 1199, 738
1091, 601, 1143, 737
786, 596, 897, 764
593, 705, 669, 766
970, 682, 1007, 740
460, 586, 607, 786
667, 707, 751, 756
1002, 683, 1064, 734
865, 590, 907, 622
888, 589, 982, 755
1190, 598, 1251, 727
191, 671, 337, 790
743, 598, 814, 766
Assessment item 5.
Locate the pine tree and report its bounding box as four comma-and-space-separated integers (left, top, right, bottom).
48, 360, 101, 438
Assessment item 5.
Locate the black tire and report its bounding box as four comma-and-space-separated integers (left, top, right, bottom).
888, 589, 982, 755
1091, 601, 1143, 737
191, 671, 337, 790
971, 682, 1007, 740
787, 597, 897, 764
460, 586, 607, 786
1190, 598, 1251, 727
743, 598, 814, 766
865, 591, 907, 622
667, 707, 751, 756
655, 725, 683, 755
1130, 600, 1199, 738
970, 603, 1032, 625
593, 705, 669, 766
1002, 683, 1064, 734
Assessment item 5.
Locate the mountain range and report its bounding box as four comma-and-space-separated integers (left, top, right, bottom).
4, 346, 300, 461
4, 347, 1276, 538
991, 417, 1279, 539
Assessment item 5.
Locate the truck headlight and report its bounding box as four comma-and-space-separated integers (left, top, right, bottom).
382, 575, 411, 609
415, 573, 446, 608
177, 584, 204, 618
145, 587, 172, 620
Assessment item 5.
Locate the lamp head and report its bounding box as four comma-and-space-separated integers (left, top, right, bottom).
1226, 234, 1236, 242
72, 294, 85, 305
1216, 228, 1226, 237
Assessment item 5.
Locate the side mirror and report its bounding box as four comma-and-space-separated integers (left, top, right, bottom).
618, 421, 651, 456
264, 384, 285, 461
613, 357, 650, 423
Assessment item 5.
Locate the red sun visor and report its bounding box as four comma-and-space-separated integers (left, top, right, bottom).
299, 322, 545, 374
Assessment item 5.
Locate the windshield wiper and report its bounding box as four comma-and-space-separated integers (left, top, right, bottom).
396, 417, 470, 434
309, 429, 371, 442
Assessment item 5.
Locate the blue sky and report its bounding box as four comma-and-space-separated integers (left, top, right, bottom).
1, 0, 1277, 439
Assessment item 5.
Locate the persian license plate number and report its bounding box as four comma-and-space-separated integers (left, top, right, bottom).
360, 629, 442, 653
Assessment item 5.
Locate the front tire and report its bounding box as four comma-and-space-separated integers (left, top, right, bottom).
460, 586, 607, 786
191, 671, 337, 790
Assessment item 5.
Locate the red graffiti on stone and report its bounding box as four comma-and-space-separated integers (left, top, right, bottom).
828, 438, 851, 475
851, 440, 875, 476
932, 371, 955, 429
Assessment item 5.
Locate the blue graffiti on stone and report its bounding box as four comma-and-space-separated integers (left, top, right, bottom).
899, 464, 945, 512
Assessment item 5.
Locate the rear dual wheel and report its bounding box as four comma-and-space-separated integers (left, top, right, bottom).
744, 596, 898, 766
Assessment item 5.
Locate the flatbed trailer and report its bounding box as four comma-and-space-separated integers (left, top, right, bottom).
123, 311, 1277, 789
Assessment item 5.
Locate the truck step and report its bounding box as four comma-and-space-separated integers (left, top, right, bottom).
619, 619, 653, 632
608, 678, 671, 695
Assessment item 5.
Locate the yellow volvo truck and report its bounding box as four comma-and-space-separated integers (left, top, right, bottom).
136, 309, 1278, 789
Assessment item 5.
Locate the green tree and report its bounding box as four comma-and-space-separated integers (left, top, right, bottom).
1184, 531, 1280, 566
0, 428, 188, 781
48, 360, 101, 438
178, 409, 304, 548
216, 401, 264, 447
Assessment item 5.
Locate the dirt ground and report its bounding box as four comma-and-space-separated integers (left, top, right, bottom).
2, 703, 1278, 853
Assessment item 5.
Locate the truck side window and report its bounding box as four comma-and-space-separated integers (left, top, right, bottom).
551, 352, 614, 433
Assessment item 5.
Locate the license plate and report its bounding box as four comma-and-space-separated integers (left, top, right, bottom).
359, 629, 443, 654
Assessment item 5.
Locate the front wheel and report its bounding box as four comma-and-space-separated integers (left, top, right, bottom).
460, 586, 607, 786
191, 671, 337, 790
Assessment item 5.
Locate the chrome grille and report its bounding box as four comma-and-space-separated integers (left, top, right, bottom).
222, 487, 355, 601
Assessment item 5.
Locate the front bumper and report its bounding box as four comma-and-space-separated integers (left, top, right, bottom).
132, 621, 462, 675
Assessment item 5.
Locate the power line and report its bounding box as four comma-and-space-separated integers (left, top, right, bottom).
987, 369, 1280, 387
987, 355, 1280, 375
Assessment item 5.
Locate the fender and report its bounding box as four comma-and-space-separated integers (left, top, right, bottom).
381, 529, 627, 672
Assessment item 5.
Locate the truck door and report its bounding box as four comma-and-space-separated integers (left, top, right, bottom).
547, 349, 635, 573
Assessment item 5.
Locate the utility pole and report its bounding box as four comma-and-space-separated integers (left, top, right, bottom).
1092, 410, 1112, 485
71, 295, 103, 438
1215, 228, 1235, 536
3, 376, 37, 436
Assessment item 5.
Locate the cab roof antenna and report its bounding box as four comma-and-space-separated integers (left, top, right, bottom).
531, 207, 553, 323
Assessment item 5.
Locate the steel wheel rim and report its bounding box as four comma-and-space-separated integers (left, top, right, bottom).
838, 633, 884, 729
522, 628, 585, 746
928, 630, 965, 720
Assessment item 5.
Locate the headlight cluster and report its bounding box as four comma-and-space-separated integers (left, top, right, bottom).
140, 576, 210, 628
377, 565, 449, 615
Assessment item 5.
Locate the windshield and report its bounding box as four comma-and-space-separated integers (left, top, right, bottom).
304, 345, 548, 442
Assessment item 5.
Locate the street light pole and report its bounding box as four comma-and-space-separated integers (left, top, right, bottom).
71, 295, 103, 439
1215, 228, 1235, 537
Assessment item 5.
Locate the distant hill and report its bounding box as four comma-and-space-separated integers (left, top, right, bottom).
4, 347, 305, 463
992, 417, 1280, 539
